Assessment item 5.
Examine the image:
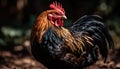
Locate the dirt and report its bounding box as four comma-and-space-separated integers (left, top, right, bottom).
0, 40, 120, 69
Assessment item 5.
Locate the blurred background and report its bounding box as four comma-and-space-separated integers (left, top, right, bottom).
0, 0, 120, 69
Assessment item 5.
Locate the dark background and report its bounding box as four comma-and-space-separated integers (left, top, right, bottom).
0, 0, 120, 69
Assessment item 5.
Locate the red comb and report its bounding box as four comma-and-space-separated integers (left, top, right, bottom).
49, 1, 65, 14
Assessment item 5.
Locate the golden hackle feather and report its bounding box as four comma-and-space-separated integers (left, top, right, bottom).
54, 28, 77, 52
82, 35, 94, 46
54, 27, 94, 53
31, 10, 57, 45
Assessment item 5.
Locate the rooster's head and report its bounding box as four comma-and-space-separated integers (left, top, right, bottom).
48, 1, 67, 27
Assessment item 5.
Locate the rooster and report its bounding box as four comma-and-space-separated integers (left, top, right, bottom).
31, 1, 114, 69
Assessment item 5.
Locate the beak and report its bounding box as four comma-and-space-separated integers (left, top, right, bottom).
61, 15, 67, 19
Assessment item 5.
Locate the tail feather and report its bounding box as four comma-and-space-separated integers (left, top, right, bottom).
88, 26, 108, 62
102, 28, 114, 49
73, 15, 103, 25
71, 15, 114, 62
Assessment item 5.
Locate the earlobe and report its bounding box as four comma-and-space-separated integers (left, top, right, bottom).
48, 14, 53, 20
48, 14, 52, 17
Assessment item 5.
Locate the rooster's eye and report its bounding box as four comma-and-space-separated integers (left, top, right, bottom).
54, 12, 59, 15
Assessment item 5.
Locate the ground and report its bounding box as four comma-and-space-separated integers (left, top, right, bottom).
0, 39, 120, 69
